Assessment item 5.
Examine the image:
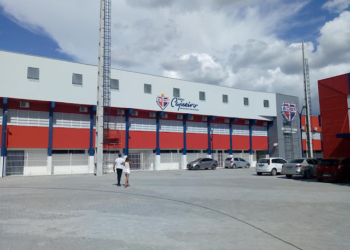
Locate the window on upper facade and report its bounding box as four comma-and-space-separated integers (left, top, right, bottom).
27, 67, 39, 80
264, 100, 269, 108
173, 88, 180, 97
223, 94, 228, 103
72, 73, 83, 85
244, 97, 249, 106
144, 83, 152, 94
110, 79, 119, 90
199, 91, 205, 101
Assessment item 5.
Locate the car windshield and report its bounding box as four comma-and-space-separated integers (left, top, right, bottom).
288, 159, 304, 163
319, 159, 338, 165
194, 158, 203, 162
258, 159, 269, 163
225, 158, 232, 161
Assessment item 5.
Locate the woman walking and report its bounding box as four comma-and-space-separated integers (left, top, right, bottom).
124, 157, 131, 188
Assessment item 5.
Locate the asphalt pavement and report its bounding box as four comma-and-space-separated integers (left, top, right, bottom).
0, 168, 349, 250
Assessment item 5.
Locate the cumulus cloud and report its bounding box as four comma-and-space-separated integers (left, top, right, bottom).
322, 0, 350, 13
1, 0, 350, 115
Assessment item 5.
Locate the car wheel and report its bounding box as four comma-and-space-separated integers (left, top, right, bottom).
211, 165, 217, 170
271, 168, 277, 176
195, 165, 200, 170
245, 164, 250, 168
286, 175, 292, 179
232, 164, 236, 169
257, 172, 262, 175
304, 170, 311, 179
317, 178, 323, 182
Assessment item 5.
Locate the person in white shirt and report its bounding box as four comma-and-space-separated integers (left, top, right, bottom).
113, 154, 124, 186
124, 157, 131, 188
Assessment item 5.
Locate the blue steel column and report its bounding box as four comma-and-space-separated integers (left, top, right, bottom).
48, 102, 55, 157
249, 120, 257, 156
207, 119, 211, 156
89, 106, 96, 156
229, 118, 237, 155
156, 112, 163, 155
182, 114, 189, 155
124, 108, 133, 156
1, 98, 8, 177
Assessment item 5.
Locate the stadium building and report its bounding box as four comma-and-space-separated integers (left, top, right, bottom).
0, 51, 322, 176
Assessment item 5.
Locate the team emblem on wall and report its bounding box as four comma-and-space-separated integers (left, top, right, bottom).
281, 102, 297, 122
156, 94, 170, 110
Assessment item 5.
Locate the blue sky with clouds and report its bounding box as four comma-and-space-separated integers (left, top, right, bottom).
0, 0, 350, 115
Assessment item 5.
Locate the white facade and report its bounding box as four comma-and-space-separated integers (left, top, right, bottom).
0, 50, 276, 120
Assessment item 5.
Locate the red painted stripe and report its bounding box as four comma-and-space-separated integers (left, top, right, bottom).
53, 128, 89, 149
129, 131, 156, 149
7, 126, 49, 148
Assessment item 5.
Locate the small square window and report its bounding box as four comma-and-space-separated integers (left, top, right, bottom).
223, 94, 228, 103
173, 88, 180, 97
27, 67, 39, 80
244, 97, 249, 106
264, 100, 269, 108
111, 79, 119, 90
144, 83, 152, 94
199, 91, 205, 101
72, 73, 83, 85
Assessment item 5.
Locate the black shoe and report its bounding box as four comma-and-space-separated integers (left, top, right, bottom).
117, 184, 121, 186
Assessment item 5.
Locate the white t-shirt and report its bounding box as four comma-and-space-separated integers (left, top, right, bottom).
115, 157, 124, 169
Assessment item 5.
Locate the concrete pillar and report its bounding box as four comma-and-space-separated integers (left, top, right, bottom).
181, 154, 187, 169
155, 154, 160, 171
88, 156, 95, 173
47, 156, 52, 175
0, 156, 5, 177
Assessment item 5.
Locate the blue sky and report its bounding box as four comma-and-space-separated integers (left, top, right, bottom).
0, 6, 72, 61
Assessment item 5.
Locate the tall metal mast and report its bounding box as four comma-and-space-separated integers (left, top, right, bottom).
302, 41, 313, 158
96, 0, 112, 175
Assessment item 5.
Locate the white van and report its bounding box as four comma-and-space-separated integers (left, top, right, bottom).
256, 157, 287, 176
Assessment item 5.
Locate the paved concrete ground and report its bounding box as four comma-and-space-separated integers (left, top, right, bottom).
0, 168, 349, 250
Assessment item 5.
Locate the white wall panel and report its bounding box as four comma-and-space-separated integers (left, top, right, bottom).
252, 126, 267, 136
160, 120, 182, 133
232, 125, 249, 136
8, 109, 49, 127
187, 121, 207, 134
130, 118, 156, 132
54, 112, 90, 129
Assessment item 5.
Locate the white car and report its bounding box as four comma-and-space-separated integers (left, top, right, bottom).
224, 157, 250, 168
256, 157, 287, 176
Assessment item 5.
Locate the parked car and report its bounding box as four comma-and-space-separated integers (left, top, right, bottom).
224, 157, 250, 168
281, 158, 318, 179
256, 157, 287, 176
187, 158, 218, 170
316, 158, 350, 182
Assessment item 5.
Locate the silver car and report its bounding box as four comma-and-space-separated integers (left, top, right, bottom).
224, 157, 250, 168
187, 158, 218, 170
281, 158, 319, 179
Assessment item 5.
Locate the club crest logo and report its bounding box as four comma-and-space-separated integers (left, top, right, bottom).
281, 102, 297, 122
156, 94, 170, 110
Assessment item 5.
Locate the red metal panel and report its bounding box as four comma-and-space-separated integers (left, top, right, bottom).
213, 134, 230, 149
160, 132, 183, 149
52, 128, 89, 149
129, 131, 156, 149
54, 103, 92, 115
318, 74, 350, 158
301, 115, 322, 132
8, 99, 50, 112
302, 139, 322, 151
252, 136, 268, 150
232, 135, 250, 149
187, 133, 208, 149
7, 126, 49, 148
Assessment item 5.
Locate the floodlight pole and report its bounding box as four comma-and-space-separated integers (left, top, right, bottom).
95, 0, 105, 176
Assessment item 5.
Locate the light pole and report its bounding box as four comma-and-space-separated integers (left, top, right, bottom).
299, 106, 306, 158
211, 128, 214, 159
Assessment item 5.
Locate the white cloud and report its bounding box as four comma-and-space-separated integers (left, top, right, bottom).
322, 0, 350, 13
0, 0, 350, 115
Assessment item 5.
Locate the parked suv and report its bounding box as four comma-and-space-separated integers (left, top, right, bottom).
281, 158, 318, 179
316, 158, 350, 182
256, 158, 287, 176
224, 157, 250, 168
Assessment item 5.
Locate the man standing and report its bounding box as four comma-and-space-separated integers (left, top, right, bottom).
113, 153, 124, 186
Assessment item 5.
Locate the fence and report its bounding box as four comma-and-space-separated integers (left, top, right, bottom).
160, 152, 182, 170
6, 150, 47, 176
